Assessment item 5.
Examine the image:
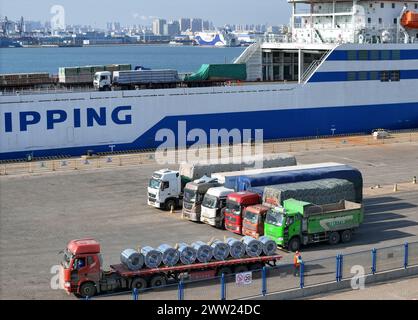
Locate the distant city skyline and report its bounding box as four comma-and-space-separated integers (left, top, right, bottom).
0, 0, 291, 28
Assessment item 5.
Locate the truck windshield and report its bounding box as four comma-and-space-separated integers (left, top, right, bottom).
244, 211, 259, 224
149, 178, 161, 189
202, 194, 218, 209
226, 199, 241, 215
265, 210, 284, 226
62, 248, 73, 269
184, 189, 196, 203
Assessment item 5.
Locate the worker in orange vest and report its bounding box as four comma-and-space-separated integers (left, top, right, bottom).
293, 251, 303, 277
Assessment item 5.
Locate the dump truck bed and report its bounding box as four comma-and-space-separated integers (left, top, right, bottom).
304, 201, 363, 234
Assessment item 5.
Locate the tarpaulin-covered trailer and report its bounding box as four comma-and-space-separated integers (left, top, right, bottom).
235, 163, 363, 203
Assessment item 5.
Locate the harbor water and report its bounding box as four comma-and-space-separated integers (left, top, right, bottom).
0, 45, 245, 75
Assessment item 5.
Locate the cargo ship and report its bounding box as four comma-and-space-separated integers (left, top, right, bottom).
1, 0, 418, 161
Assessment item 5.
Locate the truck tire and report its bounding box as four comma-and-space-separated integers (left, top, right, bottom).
165, 199, 176, 211
328, 232, 341, 245
217, 267, 232, 276
150, 274, 167, 288
215, 212, 225, 229
234, 265, 249, 274
131, 277, 147, 291
79, 282, 96, 298
288, 237, 301, 252
341, 230, 352, 243
249, 263, 264, 271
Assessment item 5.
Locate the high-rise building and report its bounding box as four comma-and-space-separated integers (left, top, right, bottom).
191, 18, 202, 32
179, 18, 191, 32
152, 19, 166, 35
166, 20, 180, 36
267, 26, 280, 34
202, 20, 210, 31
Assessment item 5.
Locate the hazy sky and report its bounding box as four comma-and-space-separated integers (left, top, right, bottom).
0, 0, 291, 27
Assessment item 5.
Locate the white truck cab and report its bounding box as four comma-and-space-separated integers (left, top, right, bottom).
147, 169, 182, 210
201, 186, 234, 228
93, 71, 112, 91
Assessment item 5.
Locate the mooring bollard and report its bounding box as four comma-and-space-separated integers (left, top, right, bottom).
393, 183, 398, 192
413, 176, 417, 184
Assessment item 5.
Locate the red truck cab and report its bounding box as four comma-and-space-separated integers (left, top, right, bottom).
224, 192, 261, 234
60, 238, 102, 297
242, 204, 270, 238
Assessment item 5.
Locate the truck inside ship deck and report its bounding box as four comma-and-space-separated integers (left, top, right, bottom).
0, 45, 332, 95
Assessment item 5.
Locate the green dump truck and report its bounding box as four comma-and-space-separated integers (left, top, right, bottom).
264, 199, 363, 252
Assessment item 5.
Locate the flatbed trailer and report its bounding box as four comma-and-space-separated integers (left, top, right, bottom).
60, 238, 282, 298
111, 254, 282, 279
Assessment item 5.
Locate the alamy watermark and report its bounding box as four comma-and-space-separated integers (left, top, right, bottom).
350, 265, 366, 290
50, 5, 65, 33
154, 121, 265, 168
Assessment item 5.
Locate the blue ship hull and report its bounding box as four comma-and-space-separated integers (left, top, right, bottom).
3, 101, 418, 160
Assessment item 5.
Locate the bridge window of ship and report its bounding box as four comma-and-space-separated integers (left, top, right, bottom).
390, 71, 400, 82
381, 50, 391, 60
369, 50, 380, 60
392, 3, 395, 9
359, 51, 368, 60
392, 50, 400, 60
369, 71, 379, 81
347, 51, 357, 60
380, 71, 390, 82
347, 72, 357, 81
358, 72, 368, 81
381, 3, 384, 9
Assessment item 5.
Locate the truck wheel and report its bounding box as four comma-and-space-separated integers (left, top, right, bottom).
217, 267, 232, 276
79, 282, 96, 298
341, 230, 352, 243
234, 265, 249, 274
131, 277, 147, 291
165, 199, 176, 211
249, 263, 264, 271
328, 232, 341, 245
288, 237, 301, 252
215, 215, 225, 229
150, 274, 167, 288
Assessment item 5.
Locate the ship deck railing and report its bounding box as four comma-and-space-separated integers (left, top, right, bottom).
0, 80, 300, 97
